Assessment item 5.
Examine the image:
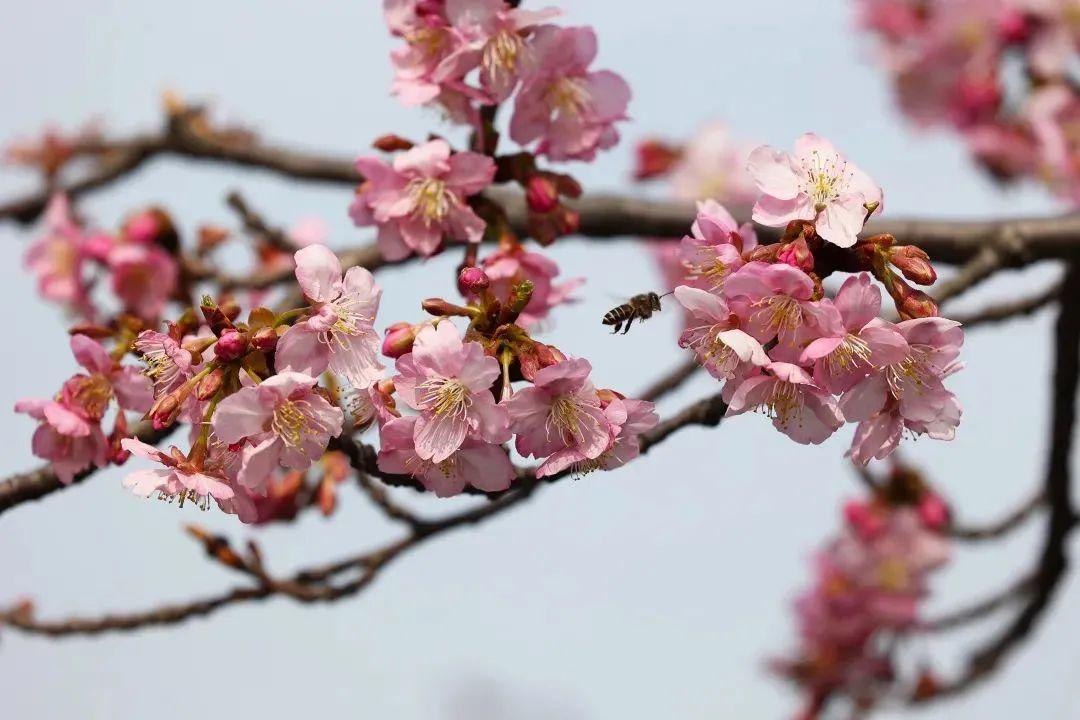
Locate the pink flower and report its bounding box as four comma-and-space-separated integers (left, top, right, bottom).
14, 397, 108, 484
107, 243, 178, 322
668, 122, 760, 206
211, 372, 344, 492
392, 321, 509, 463
747, 133, 883, 248
532, 395, 659, 477
437, 0, 560, 102
840, 317, 964, 426
63, 334, 154, 417
119, 438, 234, 509
276, 245, 383, 388
134, 330, 195, 397
504, 357, 611, 464
479, 245, 583, 326
799, 275, 908, 394
674, 286, 768, 381
722, 261, 824, 347
509, 25, 631, 161
725, 362, 844, 445
24, 194, 91, 312
350, 140, 495, 260
377, 415, 515, 496
679, 200, 756, 293
384, 1, 460, 107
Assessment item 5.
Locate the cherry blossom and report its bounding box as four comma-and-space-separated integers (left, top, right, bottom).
679, 199, 756, 293
509, 25, 631, 161
24, 195, 91, 313
350, 139, 495, 259
276, 245, 383, 388
504, 358, 611, 472
725, 362, 844, 445
478, 244, 583, 326
14, 397, 108, 484
392, 321, 509, 463
120, 438, 234, 509
211, 371, 344, 492
377, 415, 515, 496
748, 133, 883, 248
674, 285, 767, 381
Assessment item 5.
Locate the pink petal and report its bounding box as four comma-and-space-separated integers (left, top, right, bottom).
293, 245, 343, 303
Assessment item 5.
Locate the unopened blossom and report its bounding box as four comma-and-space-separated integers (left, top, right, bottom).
748, 133, 883, 247
14, 397, 108, 484
24, 194, 91, 313
120, 438, 234, 510
350, 139, 496, 259
393, 321, 509, 463
106, 244, 178, 322
212, 372, 344, 492
276, 245, 383, 387
725, 363, 844, 445
668, 122, 760, 206
437, 0, 560, 102
722, 261, 825, 347
479, 245, 583, 326
799, 274, 908, 394
674, 286, 767, 381
504, 357, 611, 466
378, 415, 515, 496
509, 25, 631, 161
679, 200, 756, 293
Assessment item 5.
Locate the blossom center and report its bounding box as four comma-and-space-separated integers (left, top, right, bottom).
46, 237, 77, 275
800, 150, 847, 210
876, 556, 911, 591
824, 333, 873, 375
687, 250, 729, 291
272, 399, 329, 449
760, 380, 804, 426
753, 295, 803, 340
65, 374, 113, 420
419, 376, 470, 419
690, 324, 740, 377
482, 29, 526, 79
545, 77, 591, 117
406, 26, 450, 62
885, 346, 934, 397
546, 394, 590, 441
408, 178, 451, 224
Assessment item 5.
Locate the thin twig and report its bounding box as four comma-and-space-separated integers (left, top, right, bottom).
949, 491, 1045, 541
952, 280, 1063, 330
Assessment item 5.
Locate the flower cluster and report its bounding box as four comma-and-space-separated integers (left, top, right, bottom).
857, 0, 1080, 203
671, 134, 963, 459
773, 466, 951, 715
24, 195, 181, 323
383, 0, 630, 162
16, 335, 152, 483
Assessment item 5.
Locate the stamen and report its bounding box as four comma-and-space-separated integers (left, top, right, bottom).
417, 376, 470, 419
824, 333, 873, 375
407, 178, 451, 224
752, 295, 802, 341
272, 399, 332, 450
545, 77, 591, 117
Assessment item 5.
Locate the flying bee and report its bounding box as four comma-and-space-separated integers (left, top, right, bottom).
602, 290, 672, 335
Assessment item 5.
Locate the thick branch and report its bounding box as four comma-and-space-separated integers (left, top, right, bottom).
916, 267, 1080, 702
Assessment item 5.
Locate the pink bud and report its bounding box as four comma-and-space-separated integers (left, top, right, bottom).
458, 266, 490, 295
196, 367, 225, 401
125, 212, 159, 244
150, 393, 181, 430
917, 493, 950, 531
382, 322, 419, 359
525, 174, 559, 214
776, 238, 814, 272
843, 500, 885, 540
888, 245, 936, 285
215, 330, 249, 362
997, 9, 1031, 44
250, 327, 278, 353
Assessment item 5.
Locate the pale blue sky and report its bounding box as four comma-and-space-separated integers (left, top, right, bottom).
0, 2, 1077, 719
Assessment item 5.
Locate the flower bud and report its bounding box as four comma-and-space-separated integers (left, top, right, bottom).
508, 280, 534, 315
633, 139, 681, 181
843, 500, 886, 540
917, 493, 950, 531
215, 330, 249, 362
888, 245, 937, 285
250, 326, 279, 353
777, 238, 814, 272
897, 286, 939, 320
196, 367, 225, 400
201, 297, 236, 335
382, 322, 420, 358
525, 174, 559, 214
457, 266, 490, 295
372, 133, 414, 152
997, 9, 1031, 44
422, 298, 477, 318
67, 323, 114, 340
125, 212, 159, 244
149, 392, 182, 430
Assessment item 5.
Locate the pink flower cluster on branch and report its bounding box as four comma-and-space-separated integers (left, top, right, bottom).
671, 134, 963, 459
857, 0, 1080, 203
383, 0, 630, 161
773, 465, 951, 716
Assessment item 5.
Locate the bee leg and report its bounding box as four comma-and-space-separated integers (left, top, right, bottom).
610, 321, 621, 334
621, 317, 633, 334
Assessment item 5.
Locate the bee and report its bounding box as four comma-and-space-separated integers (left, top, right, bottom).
602, 291, 672, 334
